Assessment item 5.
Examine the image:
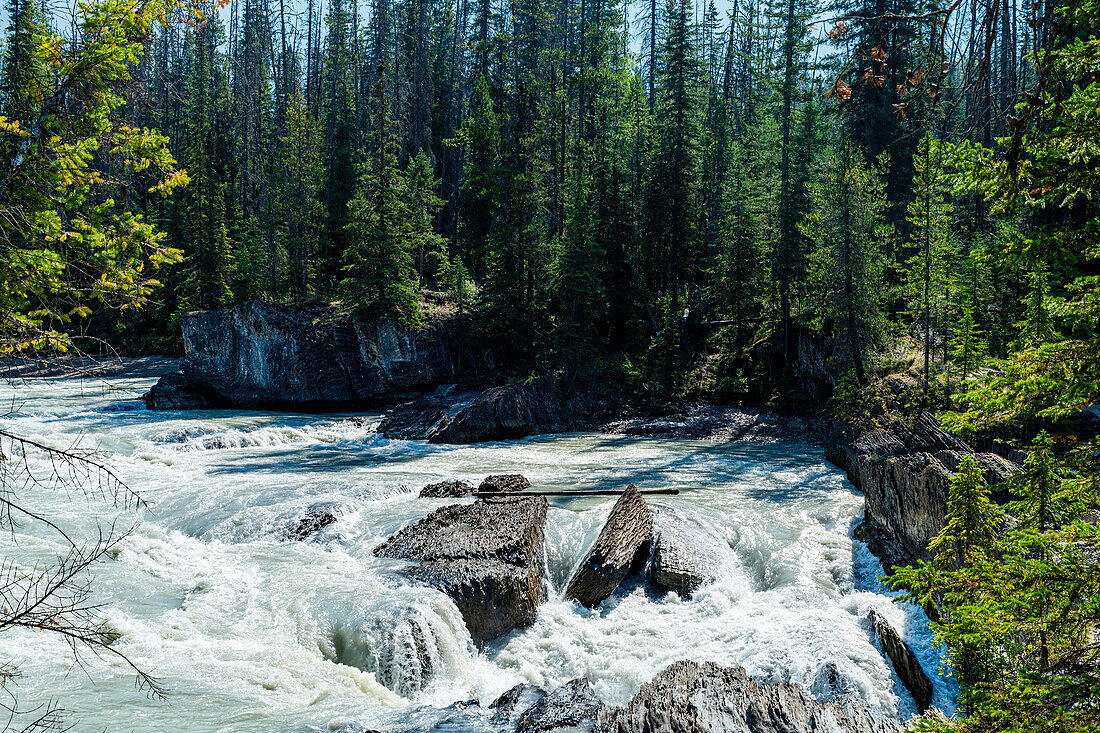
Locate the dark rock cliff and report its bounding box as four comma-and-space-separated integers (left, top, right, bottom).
144, 301, 481, 410
824, 374, 1019, 565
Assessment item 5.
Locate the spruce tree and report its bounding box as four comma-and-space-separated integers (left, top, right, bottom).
342, 65, 420, 324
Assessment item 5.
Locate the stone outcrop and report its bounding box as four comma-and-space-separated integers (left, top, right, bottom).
597, 661, 904, 733
479, 474, 531, 494
649, 507, 736, 597
419, 480, 476, 498
429, 375, 596, 444
373, 496, 548, 644
566, 485, 653, 607
517, 679, 605, 733
378, 397, 454, 439
144, 301, 476, 411
825, 374, 1020, 564
868, 610, 933, 712
142, 371, 211, 410
278, 501, 351, 541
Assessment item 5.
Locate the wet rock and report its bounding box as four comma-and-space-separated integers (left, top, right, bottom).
148, 301, 478, 411
430, 375, 595, 444
142, 371, 211, 410
566, 485, 652, 607
373, 497, 548, 644
649, 506, 735, 597
380, 398, 453, 440
869, 609, 934, 712
419, 480, 476, 498
811, 662, 858, 702
478, 474, 531, 494
597, 660, 904, 733
824, 375, 1021, 564
517, 678, 604, 733
279, 501, 349, 541
490, 683, 548, 726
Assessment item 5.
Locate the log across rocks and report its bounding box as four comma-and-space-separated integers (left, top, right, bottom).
566, 485, 653, 607
869, 609, 934, 712
373, 496, 547, 644
597, 660, 905, 733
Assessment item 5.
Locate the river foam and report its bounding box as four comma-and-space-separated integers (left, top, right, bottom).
0, 376, 955, 732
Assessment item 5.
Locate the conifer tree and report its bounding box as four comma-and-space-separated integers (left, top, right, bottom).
802, 146, 889, 383
342, 64, 420, 324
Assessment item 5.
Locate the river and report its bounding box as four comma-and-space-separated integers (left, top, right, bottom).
0, 374, 955, 732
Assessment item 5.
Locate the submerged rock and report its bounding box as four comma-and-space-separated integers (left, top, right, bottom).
649, 506, 736, 597
566, 485, 652, 607
278, 501, 350, 541
478, 474, 531, 494
517, 678, 605, 733
419, 480, 476, 498
429, 375, 595, 444
869, 609, 934, 712
490, 683, 549, 726
597, 660, 904, 733
144, 301, 476, 411
373, 497, 548, 644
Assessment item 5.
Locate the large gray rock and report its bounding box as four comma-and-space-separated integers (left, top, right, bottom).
597, 661, 904, 733
429, 375, 595, 444
479, 474, 532, 494
419, 480, 476, 498
373, 497, 548, 644
566, 486, 652, 607
649, 507, 736, 597
868, 610, 933, 712
144, 301, 470, 410
517, 678, 605, 733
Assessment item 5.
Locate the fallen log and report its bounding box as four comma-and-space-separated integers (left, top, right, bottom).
473, 488, 680, 497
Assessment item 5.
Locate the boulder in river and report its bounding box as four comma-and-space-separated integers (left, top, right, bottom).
419, 480, 475, 498
649, 506, 736, 597
490, 683, 549, 726
517, 678, 605, 733
566, 485, 652, 607
429, 374, 596, 444
479, 474, 531, 494
597, 660, 904, 733
142, 371, 211, 410
278, 501, 350, 541
373, 496, 548, 644
868, 609, 934, 712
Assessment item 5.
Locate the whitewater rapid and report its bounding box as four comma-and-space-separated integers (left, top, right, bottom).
0, 375, 955, 732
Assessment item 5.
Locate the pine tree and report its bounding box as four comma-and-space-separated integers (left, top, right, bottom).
802, 146, 890, 384
403, 150, 446, 283
277, 92, 324, 297
0, 0, 46, 123
644, 0, 705, 315
342, 64, 420, 324
178, 15, 235, 312
950, 298, 986, 381
905, 135, 958, 396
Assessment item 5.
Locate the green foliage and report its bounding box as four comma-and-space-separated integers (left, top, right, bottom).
802, 146, 890, 383
0, 0, 187, 355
